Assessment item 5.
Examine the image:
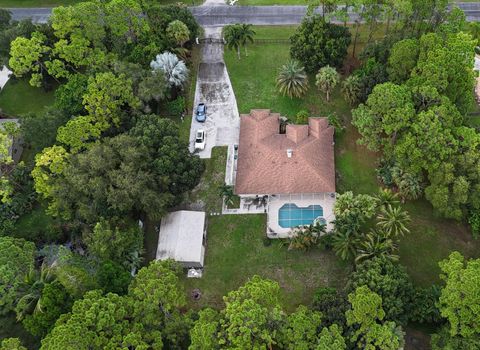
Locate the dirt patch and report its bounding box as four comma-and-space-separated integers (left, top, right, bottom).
405, 327, 431, 350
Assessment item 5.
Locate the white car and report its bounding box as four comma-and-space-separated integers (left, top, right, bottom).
194, 129, 206, 150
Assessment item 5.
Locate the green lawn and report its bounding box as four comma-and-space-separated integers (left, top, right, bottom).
0, 79, 55, 117
400, 200, 480, 287
224, 24, 480, 289
184, 214, 350, 311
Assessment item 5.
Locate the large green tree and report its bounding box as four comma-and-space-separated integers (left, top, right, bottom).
36, 117, 203, 222
387, 38, 419, 84
0, 237, 36, 315
437, 252, 480, 338
346, 286, 403, 350
349, 257, 413, 324
352, 82, 415, 153
83, 219, 143, 270
83, 72, 140, 129
41, 260, 189, 349
277, 305, 323, 349
290, 15, 351, 73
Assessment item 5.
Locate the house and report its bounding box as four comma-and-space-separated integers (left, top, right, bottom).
156, 210, 206, 268
234, 109, 336, 237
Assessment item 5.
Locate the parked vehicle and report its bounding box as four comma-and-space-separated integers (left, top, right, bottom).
195, 103, 207, 122
194, 129, 206, 150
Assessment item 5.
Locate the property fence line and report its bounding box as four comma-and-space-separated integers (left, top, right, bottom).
198, 37, 375, 46
252, 38, 291, 44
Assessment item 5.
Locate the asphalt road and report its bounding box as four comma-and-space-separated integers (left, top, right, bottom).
6, 3, 480, 25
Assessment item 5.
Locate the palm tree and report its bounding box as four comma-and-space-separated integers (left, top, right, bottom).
150, 52, 189, 89
276, 60, 309, 98
16, 263, 56, 321
377, 204, 411, 238
224, 24, 243, 60
218, 184, 235, 206
355, 230, 399, 264
288, 222, 326, 251
376, 188, 400, 209
238, 24, 255, 57
315, 65, 340, 102
332, 230, 361, 261
341, 75, 362, 106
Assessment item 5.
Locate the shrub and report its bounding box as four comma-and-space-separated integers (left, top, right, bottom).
166, 96, 186, 116
468, 211, 480, 239
408, 285, 442, 324
295, 110, 309, 124
312, 287, 348, 328
327, 112, 344, 132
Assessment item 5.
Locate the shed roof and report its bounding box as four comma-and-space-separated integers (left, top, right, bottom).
156, 211, 205, 265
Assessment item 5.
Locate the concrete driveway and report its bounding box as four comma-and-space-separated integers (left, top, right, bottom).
189, 26, 240, 158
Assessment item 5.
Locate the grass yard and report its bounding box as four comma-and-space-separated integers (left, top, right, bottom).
184, 146, 227, 214
224, 24, 480, 289
0, 79, 55, 117
184, 214, 350, 311
400, 200, 480, 287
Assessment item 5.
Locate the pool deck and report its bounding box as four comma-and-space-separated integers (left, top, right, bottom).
267, 193, 335, 238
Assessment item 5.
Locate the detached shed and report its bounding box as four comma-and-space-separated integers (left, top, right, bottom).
156, 210, 206, 268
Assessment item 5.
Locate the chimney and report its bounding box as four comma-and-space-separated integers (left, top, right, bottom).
308, 118, 329, 138
286, 125, 309, 143
287, 149, 293, 158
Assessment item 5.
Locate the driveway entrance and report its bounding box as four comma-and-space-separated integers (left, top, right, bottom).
189, 26, 240, 159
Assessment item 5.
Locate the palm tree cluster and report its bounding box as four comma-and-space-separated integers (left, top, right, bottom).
276, 60, 309, 98
16, 263, 56, 321
332, 188, 411, 264
288, 222, 327, 251
223, 24, 255, 60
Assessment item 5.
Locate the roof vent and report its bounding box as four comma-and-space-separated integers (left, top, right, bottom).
287, 149, 293, 158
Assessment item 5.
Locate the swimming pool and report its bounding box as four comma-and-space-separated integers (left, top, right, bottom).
278, 203, 324, 228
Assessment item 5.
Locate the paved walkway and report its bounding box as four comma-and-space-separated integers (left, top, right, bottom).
188, 26, 240, 159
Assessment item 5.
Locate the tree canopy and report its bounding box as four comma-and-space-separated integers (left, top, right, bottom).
290, 15, 351, 73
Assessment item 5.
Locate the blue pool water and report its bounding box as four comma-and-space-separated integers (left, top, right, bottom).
278, 203, 324, 228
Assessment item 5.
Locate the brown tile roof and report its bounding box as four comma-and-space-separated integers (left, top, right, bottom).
235, 109, 335, 195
